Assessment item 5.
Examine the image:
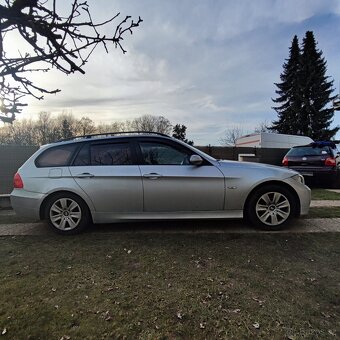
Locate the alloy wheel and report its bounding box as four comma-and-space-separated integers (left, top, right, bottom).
49, 198, 82, 230
255, 191, 291, 226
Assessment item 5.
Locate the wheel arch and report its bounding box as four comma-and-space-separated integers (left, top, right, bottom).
40, 190, 93, 221
244, 180, 301, 218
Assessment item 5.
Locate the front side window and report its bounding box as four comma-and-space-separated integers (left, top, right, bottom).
90, 143, 132, 165
139, 142, 190, 165
36, 144, 78, 167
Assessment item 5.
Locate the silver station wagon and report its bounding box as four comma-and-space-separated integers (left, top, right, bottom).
11, 132, 311, 234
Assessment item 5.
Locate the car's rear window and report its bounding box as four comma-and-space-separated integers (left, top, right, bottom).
286, 146, 331, 157
36, 144, 79, 167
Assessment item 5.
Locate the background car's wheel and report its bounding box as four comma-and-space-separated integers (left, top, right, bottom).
45, 192, 90, 235
246, 185, 296, 230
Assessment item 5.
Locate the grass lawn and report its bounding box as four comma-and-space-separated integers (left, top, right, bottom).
307, 207, 340, 219
311, 189, 340, 200
0, 233, 338, 339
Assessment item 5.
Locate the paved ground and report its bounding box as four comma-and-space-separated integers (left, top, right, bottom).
0, 207, 339, 235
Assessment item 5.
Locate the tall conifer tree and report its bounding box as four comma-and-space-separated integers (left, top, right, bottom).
299, 31, 338, 140
272, 31, 338, 139
271, 35, 302, 134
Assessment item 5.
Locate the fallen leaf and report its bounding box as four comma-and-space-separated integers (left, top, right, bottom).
252, 297, 265, 305
253, 322, 260, 329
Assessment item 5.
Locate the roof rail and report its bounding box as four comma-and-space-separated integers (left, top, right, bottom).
53, 131, 171, 143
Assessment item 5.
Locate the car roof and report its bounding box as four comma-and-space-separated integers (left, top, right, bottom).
292, 141, 337, 149
50, 131, 174, 146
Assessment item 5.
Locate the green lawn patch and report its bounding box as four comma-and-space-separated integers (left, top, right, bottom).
0, 233, 338, 339
308, 207, 340, 219
311, 189, 340, 200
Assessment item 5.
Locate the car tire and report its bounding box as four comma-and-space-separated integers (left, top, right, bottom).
246, 185, 296, 230
45, 192, 91, 235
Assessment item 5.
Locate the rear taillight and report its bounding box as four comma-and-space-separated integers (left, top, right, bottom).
282, 157, 288, 166
13, 172, 24, 189
325, 157, 336, 166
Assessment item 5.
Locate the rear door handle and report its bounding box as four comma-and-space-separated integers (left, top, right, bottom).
75, 172, 94, 178
143, 173, 162, 180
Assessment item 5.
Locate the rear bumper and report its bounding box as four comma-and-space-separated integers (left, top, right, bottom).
10, 189, 44, 221
288, 167, 339, 181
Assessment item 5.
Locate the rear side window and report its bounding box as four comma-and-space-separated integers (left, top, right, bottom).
90, 143, 132, 165
287, 146, 331, 157
36, 144, 78, 167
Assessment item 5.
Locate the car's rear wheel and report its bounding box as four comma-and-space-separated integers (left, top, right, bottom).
45, 193, 90, 234
246, 185, 296, 230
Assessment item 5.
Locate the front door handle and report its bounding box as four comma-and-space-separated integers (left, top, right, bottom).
75, 172, 94, 178
143, 173, 162, 180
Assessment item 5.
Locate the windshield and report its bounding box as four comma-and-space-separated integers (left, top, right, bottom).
287, 146, 331, 157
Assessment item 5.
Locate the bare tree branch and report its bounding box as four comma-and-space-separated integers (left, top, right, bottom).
0, 0, 142, 123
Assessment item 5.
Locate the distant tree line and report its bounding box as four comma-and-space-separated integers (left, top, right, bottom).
0, 113, 192, 145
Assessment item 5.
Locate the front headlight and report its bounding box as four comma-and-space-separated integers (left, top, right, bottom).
291, 174, 305, 185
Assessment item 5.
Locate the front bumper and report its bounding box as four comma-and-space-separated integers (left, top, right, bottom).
284, 177, 311, 216
10, 189, 44, 221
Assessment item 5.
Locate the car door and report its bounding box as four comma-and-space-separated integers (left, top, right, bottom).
137, 138, 225, 212
69, 140, 143, 213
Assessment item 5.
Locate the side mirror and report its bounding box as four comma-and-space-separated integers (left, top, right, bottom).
189, 154, 203, 166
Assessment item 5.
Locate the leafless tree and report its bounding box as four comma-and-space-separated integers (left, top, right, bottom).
130, 115, 172, 134
77, 116, 95, 135
0, 0, 142, 123
220, 126, 245, 146
0, 117, 38, 144
254, 120, 276, 133
96, 121, 126, 134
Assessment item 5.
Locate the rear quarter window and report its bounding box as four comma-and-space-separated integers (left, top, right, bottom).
35, 144, 79, 167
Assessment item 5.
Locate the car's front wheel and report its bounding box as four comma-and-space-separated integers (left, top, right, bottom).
246, 185, 296, 230
45, 193, 90, 235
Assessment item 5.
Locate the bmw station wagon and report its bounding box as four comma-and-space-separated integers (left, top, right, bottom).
11, 132, 311, 234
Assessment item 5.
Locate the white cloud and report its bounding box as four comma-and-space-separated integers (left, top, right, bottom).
20, 0, 340, 144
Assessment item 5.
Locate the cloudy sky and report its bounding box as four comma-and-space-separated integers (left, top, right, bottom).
20, 0, 340, 144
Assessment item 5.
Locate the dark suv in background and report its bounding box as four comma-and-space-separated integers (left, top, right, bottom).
282, 141, 340, 187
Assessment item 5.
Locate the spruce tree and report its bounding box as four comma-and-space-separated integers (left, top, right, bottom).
299, 31, 338, 140
271, 35, 302, 134
272, 31, 338, 140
